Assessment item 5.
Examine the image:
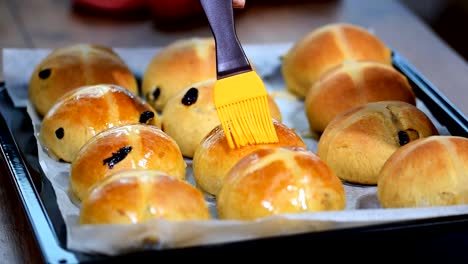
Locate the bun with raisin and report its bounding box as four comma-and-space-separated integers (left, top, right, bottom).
161, 79, 282, 158
142, 37, 216, 111
317, 101, 438, 185
29, 43, 138, 116
70, 124, 185, 201
40, 84, 159, 162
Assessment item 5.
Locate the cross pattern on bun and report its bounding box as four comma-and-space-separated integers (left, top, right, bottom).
70, 124, 186, 201
39, 84, 160, 162
378, 136, 468, 208
29, 43, 138, 116
161, 79, 282, 158
218, 147, 346, 220
282, 23, 392, 98
317, 101, 439, 185
79, 170, 210, 225
193, 120, 306, 196
305, 60, 416, 133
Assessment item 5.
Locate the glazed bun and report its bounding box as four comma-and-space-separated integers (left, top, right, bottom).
79, 170, 210, 225
193, 120, 306, 196
218, 147, 346, 220
282, 23, 392, 98
40, 84, 160, 162
161, 79, 282, 158
305, 61, 416, 133
378, 136, 468, 208
70, 124, 186, 201
317, 101, 438, 185
142, 37, 216, 111
29, 43, 138, 116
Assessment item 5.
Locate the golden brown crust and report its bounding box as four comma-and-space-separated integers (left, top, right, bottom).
317, 101, 439, 185
29, 44, 138, 116
193, 120, 307, 196
305, 61, 416, 133
79, 170, 210, 224
161, 79, 282, 158
39, 84, 160, 163
142, 38, 217, 111
218, 147, 346, 220
282, 23, 392, 98
70, 124, 186, 201
378, 136, 468, 208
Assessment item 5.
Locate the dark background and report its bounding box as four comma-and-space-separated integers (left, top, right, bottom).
402, 0, 468, 62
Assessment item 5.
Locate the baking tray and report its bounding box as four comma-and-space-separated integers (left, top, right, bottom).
1, 51, 468, 263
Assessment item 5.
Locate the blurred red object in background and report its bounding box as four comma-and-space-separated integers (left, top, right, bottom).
72, 0, 245, 22
73, 0, 147, 12
146, 0, 203, 20
72, 0, 203, 20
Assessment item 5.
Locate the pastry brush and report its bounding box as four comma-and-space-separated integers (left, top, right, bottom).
200, 0, 278, 149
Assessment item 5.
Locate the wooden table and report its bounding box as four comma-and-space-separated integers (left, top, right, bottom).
1, 0, 467, 263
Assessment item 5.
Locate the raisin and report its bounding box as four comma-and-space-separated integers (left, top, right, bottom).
152, 87, 161, 101
398, 131, 410, 146
103, 146, 132, 169
55, 127, 64, 139
181, 87, 198, 106
139, 111, 155, 124
38, 68, 51, 79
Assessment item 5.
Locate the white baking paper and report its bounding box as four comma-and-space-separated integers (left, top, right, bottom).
4, 44, 466, 256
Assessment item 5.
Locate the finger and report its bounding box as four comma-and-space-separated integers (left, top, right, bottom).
233, 0, 245, 9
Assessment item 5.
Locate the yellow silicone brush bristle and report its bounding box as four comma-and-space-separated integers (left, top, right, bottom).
214, 70, 279, 149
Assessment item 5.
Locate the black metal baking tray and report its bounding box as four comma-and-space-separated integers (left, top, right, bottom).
1, 51, 468, 264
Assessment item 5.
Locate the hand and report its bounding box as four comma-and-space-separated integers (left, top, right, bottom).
233, 0, 246, 8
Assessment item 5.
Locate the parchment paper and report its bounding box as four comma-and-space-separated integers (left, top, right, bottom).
4, 44, 467, 256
